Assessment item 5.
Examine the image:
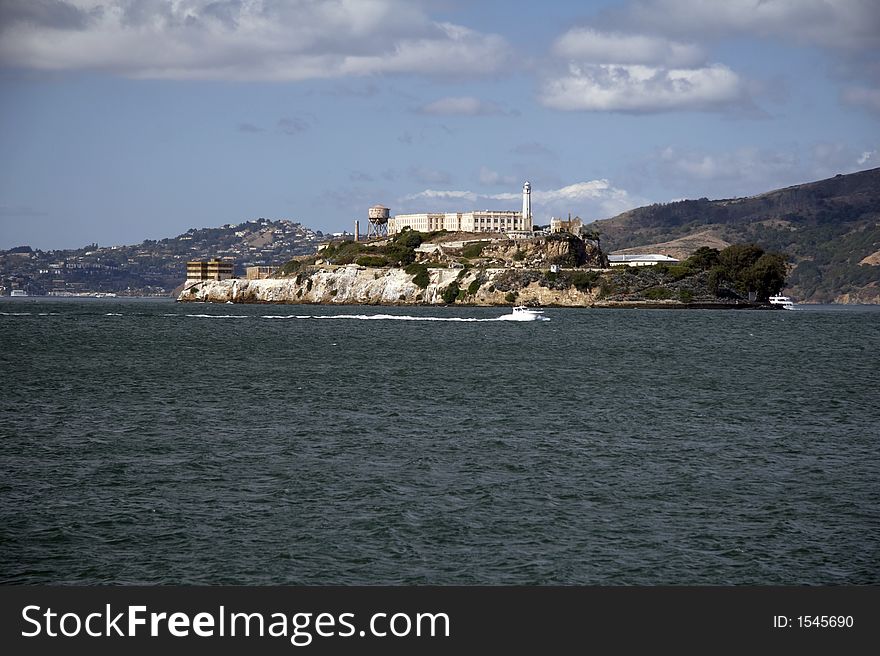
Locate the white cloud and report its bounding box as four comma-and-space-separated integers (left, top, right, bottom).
403, 189, 480, 204
541, 62, 744, 112
417, 96, 505, 116
857, 150, 876, 165
587, 2, 879, 115
616, 0, 880, 51
553, 27, 705, 67
542, 24, 748, 113
400, 179, 643, 221
0, 1, 512, 80
534, 180, 640, 218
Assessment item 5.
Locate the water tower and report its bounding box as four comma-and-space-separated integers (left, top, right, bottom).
367, 204, 390, 239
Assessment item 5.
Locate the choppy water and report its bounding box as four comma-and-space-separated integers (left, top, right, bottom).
1, 298, 878, 584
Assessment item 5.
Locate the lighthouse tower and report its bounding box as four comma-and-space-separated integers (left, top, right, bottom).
521, 181, 532, 230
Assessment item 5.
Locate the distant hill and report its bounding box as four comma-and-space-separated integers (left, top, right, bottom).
593, 167, 880, 303
0, 218, 322, 296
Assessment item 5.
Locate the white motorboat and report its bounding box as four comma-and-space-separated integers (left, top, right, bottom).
498, 305, 548, 321
769, 294, 796, 308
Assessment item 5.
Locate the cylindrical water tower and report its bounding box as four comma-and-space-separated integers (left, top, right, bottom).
367, 204, 390, 239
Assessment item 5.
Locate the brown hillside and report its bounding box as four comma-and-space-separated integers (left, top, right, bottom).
593, 168, 880, 303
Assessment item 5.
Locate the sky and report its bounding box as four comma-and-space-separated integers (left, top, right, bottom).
0, 0, 878, 250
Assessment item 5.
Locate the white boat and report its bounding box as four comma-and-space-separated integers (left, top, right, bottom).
10, 289, 28, 297
769, 294, 796, 307
498, 305, 548, 321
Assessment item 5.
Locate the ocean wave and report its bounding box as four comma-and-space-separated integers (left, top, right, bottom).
184, 314, 250, 319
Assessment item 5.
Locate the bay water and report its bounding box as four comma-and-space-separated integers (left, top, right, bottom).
1, 298, 878, 584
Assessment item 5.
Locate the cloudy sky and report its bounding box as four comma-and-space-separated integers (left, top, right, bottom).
1, 0, 878, 249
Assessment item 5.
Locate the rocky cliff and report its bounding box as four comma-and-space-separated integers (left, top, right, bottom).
179, 264, 605, 306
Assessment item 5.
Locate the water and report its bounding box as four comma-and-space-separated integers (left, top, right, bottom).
1, 298, 878, 585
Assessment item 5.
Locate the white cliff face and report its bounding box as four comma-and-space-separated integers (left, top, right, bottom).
178, 265, 600, 306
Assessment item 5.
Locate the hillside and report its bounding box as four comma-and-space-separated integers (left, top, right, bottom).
593, 167, 880, 303
0, 219, 321, 296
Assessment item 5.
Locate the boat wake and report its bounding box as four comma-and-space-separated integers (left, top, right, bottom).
260, 313, 544, 322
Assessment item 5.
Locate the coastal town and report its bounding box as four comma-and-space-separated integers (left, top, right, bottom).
0, 219, 321, 297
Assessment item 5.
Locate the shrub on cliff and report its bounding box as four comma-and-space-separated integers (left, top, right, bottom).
442, 281, 460, 304
356, 255, 389, 267
385, 242, 416, 266
461, 242, 485, 259
324, 241, 368, 265
393, 228, 424, 250
567, 270, 600, 292
654, 264, 694, 281
405, 263, 430, 288
278, 259, 301, 276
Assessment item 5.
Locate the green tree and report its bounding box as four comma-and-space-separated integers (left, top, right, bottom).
385, 242, 416, 266
743, 253, 788, 300
685, 247, 720, 271
709, 244, 788, 300
718, 243, 764, 277
393, 228, 423, 250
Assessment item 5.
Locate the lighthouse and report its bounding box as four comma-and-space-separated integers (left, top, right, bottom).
522, 181, 532, 230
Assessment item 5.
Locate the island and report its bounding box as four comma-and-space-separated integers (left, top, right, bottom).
177, 228, 787, 309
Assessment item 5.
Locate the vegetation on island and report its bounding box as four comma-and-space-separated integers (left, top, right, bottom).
594, 243, 787, 302
278, 223, 787, 306
404, 263, 430, 288
592, 167, 880, 303
316, 228, 449, 269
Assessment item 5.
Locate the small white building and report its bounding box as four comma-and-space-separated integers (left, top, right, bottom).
609, 254, 680, 267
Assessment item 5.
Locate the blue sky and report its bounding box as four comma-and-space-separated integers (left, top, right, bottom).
1, 0, 878, 250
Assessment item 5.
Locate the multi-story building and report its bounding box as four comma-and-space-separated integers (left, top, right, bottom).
186, 258, 234, 280
387, 182, 533, 236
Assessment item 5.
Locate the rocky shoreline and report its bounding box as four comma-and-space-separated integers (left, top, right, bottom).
177, 264, 764, 309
